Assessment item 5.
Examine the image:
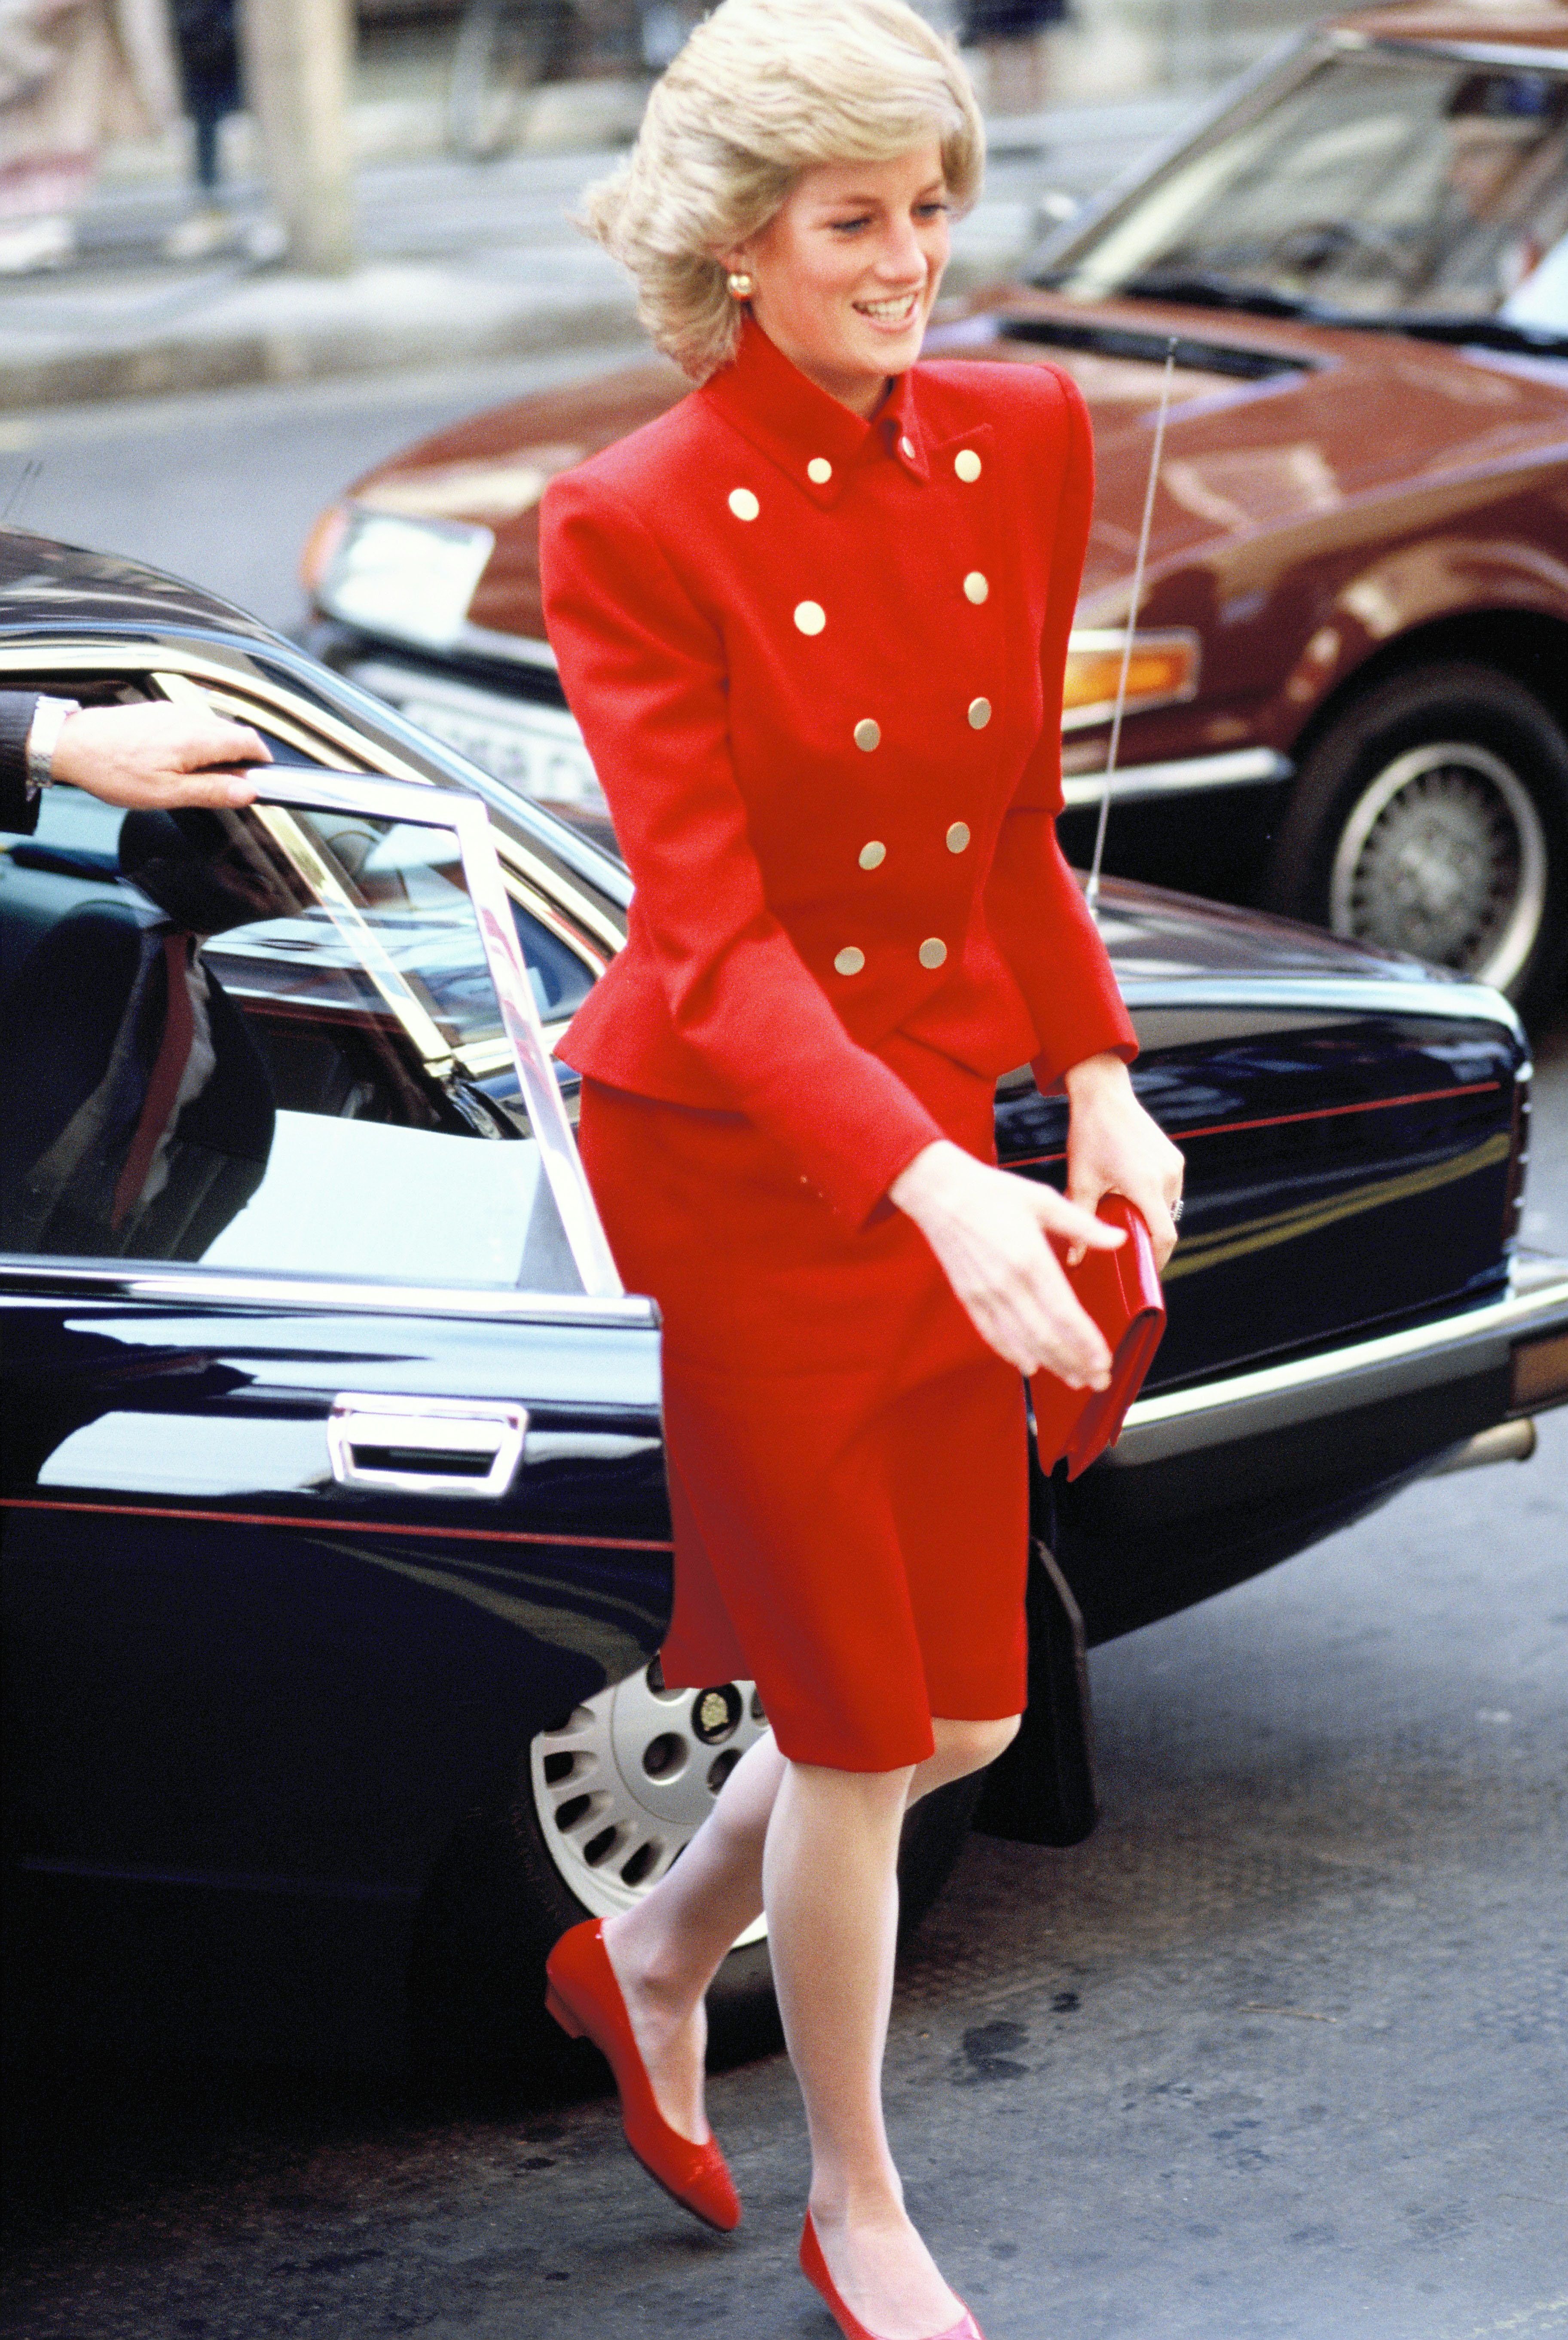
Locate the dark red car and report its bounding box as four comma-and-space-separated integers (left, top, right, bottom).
302, 0, 1568, 1015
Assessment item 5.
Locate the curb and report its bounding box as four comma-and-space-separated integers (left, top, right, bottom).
0, 282, 648, 410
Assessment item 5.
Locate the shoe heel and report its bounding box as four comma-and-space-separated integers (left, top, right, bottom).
545, 1983, 584, 2040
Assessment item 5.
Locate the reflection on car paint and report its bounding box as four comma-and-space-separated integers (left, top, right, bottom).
998, 1012, 1522, 1385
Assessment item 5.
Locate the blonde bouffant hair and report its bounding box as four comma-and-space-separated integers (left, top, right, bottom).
581, 0, 985, 383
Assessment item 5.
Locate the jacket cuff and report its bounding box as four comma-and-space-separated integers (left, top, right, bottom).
1030, 998, 1139, 1095
782, 1066, 945, 1228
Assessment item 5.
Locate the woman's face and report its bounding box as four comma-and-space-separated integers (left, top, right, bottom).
727, 143, 951, 416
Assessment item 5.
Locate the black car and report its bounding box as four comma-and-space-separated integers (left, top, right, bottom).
3, 527, 1566, 2069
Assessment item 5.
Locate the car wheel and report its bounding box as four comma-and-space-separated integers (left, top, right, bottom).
1265, 663, 1568, 1021
410, 1660, 983, 2081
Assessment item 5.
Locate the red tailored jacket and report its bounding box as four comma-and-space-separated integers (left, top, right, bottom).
541, 318, 1137, 1225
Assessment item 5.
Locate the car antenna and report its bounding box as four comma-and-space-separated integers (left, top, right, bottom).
1, 456, 43, 526
1086, 335, 1178, 916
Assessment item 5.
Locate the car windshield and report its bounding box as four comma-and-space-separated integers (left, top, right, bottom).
1040, 42, 1568, 338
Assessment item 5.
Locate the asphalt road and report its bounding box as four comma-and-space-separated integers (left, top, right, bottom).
2, 381, 1566, 2340
0, 352, 649, 637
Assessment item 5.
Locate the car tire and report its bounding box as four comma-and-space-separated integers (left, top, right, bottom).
409, 1663, 984, 2086
1263, 663, 1568, 1022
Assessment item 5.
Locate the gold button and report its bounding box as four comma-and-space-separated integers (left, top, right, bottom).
918, 937, 948, 970
859, 840, 886, 870
954, 449, 982, 482
900, 436, 916, 459
807, 457, 833, 484
794, 601, 826, 636
834, 946, 865, 976
963, 571, 989, 604
946, 821, 970, 853
968, 696, 992, 729
727, 487, 760, 521
853, 718, 880, 752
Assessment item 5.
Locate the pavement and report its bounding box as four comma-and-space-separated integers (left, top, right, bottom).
0, 92, 1197, 412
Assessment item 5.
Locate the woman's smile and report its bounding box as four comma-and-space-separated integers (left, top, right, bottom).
724, 143, 951, 415
852, 286, 925, 328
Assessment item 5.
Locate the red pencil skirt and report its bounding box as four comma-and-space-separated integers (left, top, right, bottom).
576, 1035, 1030, 1771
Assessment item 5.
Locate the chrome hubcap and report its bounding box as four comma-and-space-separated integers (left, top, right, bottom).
529, 1663, 771, 1943
1329, 740, 1548, 994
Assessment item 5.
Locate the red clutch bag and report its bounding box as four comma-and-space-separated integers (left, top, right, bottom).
1031, 1195, 1166, 1481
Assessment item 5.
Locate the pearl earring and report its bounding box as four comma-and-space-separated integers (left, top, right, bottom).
726, 271, 754, 300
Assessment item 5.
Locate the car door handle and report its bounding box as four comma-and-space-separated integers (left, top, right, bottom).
327, 1394, 527, 1498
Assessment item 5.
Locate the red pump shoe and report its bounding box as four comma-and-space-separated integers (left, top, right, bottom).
544, 1918, 741, 2233
800, 2211, 986, 2340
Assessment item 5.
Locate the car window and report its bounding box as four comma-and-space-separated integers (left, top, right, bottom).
0, 665, 600, 1028
161, 683, 602, 1026
1048, 47, 1568, 327
0, 790, 578, 1290
210, 735, 596, 1027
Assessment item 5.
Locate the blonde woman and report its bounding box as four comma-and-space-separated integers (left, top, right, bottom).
539, 4, 1183, 2333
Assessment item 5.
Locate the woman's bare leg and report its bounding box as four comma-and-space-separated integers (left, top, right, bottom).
600, 1727, 786, 2139
768, 1719, 1019, 2340
600, 1711, 1017, 2200
908, 1714, 1023, 1809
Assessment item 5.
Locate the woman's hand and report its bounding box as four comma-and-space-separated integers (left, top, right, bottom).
889, 1139, 1127, 1385
1062, 1052, 1185, 1271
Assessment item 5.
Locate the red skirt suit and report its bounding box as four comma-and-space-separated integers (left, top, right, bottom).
539, 317, 1135, 1771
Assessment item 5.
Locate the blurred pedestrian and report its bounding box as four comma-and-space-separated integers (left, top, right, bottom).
163, 0, 241, 257
0, 0, 178, 272
961, 0, 1066, 116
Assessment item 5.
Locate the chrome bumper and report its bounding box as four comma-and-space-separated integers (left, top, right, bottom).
1112, 1253, 1568, 1467
1060, 746, 1293, 809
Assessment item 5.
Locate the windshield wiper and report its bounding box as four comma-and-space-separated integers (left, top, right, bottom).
1360, 312, 1568, 359
1118, 270, 1317, 320
1114, 273, 1566, 357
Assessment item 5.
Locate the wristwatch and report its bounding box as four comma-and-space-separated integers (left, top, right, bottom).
25, 694, 82, 800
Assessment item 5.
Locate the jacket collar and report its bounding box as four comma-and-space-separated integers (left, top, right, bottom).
701, 315, 929, 506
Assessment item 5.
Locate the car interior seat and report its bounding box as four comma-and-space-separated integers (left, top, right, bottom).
0, 810, 276, 1261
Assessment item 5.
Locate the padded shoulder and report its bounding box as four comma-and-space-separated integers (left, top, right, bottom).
915, 354, 1085, 438
544, 386, 712, 519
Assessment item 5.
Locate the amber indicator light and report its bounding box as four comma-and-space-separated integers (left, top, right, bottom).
1061, 629, 1200, 728
1511, 1332, 1568, 1413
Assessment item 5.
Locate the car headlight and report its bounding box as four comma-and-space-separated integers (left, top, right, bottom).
314, 508, 496, 651
1061, 629, 1200, 731
300, 499, 349, 597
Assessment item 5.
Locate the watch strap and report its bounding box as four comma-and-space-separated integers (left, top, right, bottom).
25, 694, 82, 798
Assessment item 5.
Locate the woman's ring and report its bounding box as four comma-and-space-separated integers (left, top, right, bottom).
1171, 1197, 1184, 1222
